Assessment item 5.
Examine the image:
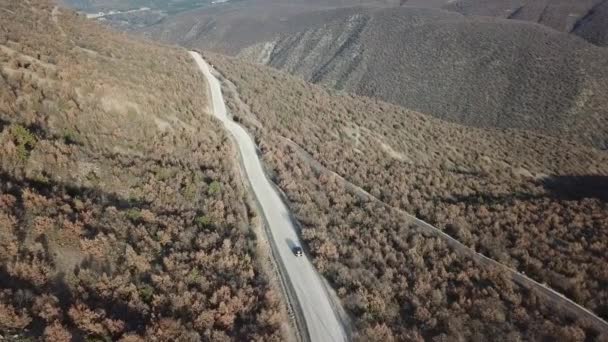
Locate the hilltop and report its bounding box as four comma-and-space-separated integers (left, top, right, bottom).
0, 1, 284, 340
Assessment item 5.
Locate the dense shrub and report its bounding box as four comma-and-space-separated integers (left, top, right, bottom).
207, 52, 608, 338
0, 2, 284, 340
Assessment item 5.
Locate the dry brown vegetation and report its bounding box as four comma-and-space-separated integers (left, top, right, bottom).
0, 2, 284, 340
206, 52, 608, 339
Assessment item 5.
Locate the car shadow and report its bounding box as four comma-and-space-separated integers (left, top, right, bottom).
285, 238, 297, 251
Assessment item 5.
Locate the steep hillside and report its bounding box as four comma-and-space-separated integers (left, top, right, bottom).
205, 52, 608, 339
572, 0, 608, 47
141, 3, 608, 149
0, 1, 285, 340
238, 7, 608, 149
445, 0, 608, 46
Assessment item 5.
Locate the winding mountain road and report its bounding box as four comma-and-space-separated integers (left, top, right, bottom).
190, 51, 347, 342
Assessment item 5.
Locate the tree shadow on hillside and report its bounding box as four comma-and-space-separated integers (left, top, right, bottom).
0, 171, 157, 335
0, 118, 9, 131
436, 175, 608, 207
541, 175, 608, 202
0, 171, 151, 211
0, 171, 157, 245
438, 192, 544, 206
0, 265, 149, 337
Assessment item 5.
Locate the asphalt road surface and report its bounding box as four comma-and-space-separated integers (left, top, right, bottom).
190, 51, 347, 342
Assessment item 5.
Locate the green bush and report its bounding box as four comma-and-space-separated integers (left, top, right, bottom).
186, 268, 200, 285
208, 181, 221, 195
138, 284, 154, 303
10, 124, 37, 160
195, 215, 212, 228
155, 168, 173, 181
63, 129, 82, 145
183, 182, 198, 201
126, 208, 141, 222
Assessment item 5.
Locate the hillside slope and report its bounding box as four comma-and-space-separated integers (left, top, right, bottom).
445, 0, 608, 46
142, 3, 608, 149
205, 52, 608, 339
140, 0, 399, 54
238, 7, 608, 149
0, 1, 285, 340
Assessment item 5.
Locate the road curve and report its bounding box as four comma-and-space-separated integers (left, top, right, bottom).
190, 51, 348, 342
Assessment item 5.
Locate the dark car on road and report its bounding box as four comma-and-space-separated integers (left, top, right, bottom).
293, 246, 303, 257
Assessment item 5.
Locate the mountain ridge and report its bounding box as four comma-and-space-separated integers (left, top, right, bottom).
446, 0, 608, 46
237, 7, 608, 148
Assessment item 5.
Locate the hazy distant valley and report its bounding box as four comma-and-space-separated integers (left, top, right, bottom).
59, 0, 241, 29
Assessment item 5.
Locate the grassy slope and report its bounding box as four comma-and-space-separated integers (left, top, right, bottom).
0, 1, 284, 340
206, 52, 608, 340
